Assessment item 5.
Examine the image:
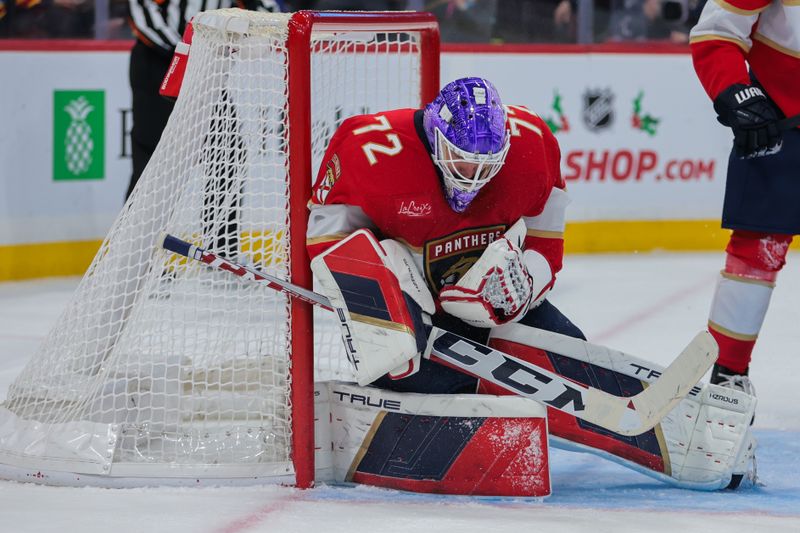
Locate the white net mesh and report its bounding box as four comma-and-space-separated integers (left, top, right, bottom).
0, 9, 428, 485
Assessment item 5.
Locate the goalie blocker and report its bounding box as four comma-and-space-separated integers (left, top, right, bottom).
310, 229, 436, 385
314, 382, 551, 497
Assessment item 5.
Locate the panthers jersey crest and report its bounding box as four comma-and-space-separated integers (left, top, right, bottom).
424, 225, 505, 292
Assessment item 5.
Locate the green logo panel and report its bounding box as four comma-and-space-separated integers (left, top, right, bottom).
53, 90, 105, 181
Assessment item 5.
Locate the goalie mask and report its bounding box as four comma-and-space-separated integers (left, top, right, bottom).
423, 77, 510, 212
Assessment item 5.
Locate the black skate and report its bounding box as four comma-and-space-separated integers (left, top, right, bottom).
710, 363, 756, 396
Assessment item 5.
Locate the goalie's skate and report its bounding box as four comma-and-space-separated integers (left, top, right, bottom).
726, 431, 759, 490
711, 363, 756, 396
710, 363, 758, 489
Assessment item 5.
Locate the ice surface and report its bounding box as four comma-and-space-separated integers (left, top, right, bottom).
1, 252, 798, 532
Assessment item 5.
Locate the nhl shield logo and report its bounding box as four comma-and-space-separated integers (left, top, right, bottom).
582, 89, 615, 131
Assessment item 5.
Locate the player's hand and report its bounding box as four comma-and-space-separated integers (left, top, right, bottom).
713, 84, 782, 158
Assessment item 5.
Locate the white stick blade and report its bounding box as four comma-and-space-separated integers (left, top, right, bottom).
606, 331, 718, 436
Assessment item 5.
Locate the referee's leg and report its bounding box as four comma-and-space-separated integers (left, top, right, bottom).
128, 41, 175, 200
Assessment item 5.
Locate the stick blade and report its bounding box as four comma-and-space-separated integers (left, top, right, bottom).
613, 331, 718, 436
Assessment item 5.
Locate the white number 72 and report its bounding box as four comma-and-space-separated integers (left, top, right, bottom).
353, 115, 404, 165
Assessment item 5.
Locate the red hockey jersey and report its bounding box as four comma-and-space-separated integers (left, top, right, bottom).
307, 106, 567, 296
690, 0, 799, 118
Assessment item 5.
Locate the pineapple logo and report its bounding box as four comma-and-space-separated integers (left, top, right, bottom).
53, 90, 105, 181
64, 97, 95, 174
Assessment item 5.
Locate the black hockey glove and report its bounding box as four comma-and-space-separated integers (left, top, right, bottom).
713, 84, 782, 158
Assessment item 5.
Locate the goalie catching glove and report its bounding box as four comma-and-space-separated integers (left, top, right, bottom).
440, 218, 554, 328
310, 229, 435, 386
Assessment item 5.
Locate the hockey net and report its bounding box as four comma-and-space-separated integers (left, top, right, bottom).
0, 9, 439, 487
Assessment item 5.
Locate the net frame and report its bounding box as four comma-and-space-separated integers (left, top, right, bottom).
0, 9, 439, 488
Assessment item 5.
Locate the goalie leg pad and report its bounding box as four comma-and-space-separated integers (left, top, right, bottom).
488, 321, 757, 490
323, 382, 551, 497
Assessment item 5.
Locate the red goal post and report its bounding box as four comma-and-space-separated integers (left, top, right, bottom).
285, 10, 440, 488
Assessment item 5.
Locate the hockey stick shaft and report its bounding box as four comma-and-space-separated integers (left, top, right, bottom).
161, 233, 332, 310
160, 233, 717, 436
427, 327, 715, 435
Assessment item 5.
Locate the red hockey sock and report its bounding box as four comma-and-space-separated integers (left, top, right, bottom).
708, 327, 755, 374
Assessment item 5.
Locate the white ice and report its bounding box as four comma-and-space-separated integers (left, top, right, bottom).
1, 252, 798, 533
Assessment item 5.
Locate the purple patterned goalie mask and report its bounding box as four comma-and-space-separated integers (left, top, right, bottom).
423, 77, 510, 212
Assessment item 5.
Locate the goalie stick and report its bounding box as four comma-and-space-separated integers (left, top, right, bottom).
160, 233, 717, 436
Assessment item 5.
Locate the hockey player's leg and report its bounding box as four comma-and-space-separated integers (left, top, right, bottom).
703, 231, 790, 487
484, 301, 757, 490
316, 381, 551, 497
708, 230, 792, 392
